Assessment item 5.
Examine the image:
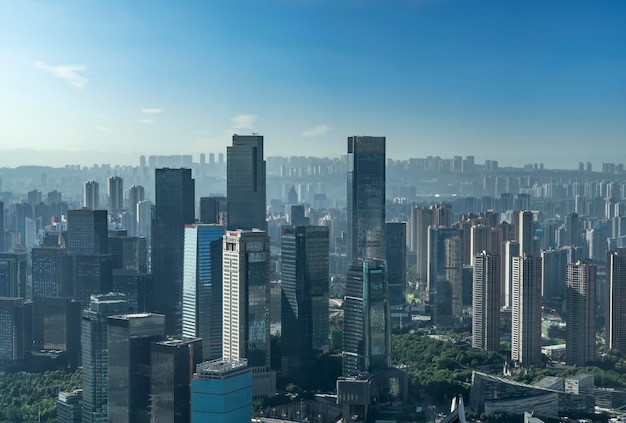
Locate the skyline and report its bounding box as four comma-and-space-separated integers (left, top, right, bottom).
1, 0, 625, 168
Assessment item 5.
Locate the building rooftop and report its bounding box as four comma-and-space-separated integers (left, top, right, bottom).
194, 358, 249, 379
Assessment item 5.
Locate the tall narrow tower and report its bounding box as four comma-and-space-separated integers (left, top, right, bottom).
347, 136, 386, 262
607, 249, 626, 352
511, 255, 542, 366
108, 176, 124, 214
566, 261, 596, 366
472, 252, 501, 352
226, 135, 266, 231
84, 180, 100, 210
222, 229, 275, 399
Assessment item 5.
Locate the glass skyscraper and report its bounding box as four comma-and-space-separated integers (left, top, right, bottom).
151, 168, 195, 335
226, 135, 266, 231
280, 225, 329, 386
66, 209, 108, 255
342, 258, 391, 376
182, 224, 224, 360
347, 136, 386, 262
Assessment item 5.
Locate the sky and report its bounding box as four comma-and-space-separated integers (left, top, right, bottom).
1, 0, 625, 168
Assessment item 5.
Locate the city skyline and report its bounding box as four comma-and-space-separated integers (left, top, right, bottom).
1, 1, 625, 168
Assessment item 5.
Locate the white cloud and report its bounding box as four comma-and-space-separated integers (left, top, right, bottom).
230, 114, 257, 130
95, 126, 112, 133
34, 61, 88, 88
141, 108, 163, 114
138, 119, 154, 124
301, 124, 331, 137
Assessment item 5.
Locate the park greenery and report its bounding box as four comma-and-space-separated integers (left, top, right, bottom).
0, 370, 81, 423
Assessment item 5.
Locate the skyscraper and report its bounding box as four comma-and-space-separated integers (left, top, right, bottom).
150, 338, 203, 423
280, 225, 329, 386
472, 252, 500, 352
385, 222, 407, 306
222, 229, 275, 399
503, 240, 520, 308
565, 262, 596, 366
342, 258, 391, 376
108, 176, 124, 214
81, 293, 129, 423
107, 313, 165, 423
410, 205, 433, 281
152, 168, 195, 334
0, 297, 29, 367
200, 196, 227, 225
84, 180, 100, 210
226, 135, 266, 231
66, 209, 108, 255
182, 224, 224, 360
347, 136, 386, 262
516, 210, 535, 256
31, 247, 72, 300
0, 201, 4, 252
0, 253, 27, 298
607, 249, 626, 352
128, 185, 145, 236
511, 255, 542, 366
427, 227, 463, 326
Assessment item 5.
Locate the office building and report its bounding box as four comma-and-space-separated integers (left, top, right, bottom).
347, 136, 385, 262
107, 176, 123, 214
226, 134, 266, 231
57, 390, 83, 423
511, 255, 542, 366
386, 222, 407, 306
67, 209, 108, 255
136, 200, 153, 241
0, 297, 29, 367
427, 227, 463, 326
607, 249, 626, 352
566, 262, 596, 366
107, 313, 165, 423
33, 297, 81, 369
0, 252, 27, 298
200, 196, 227, 225
111, 270, 152, 313
182, 224, 224, 360
280, 225, 329, 386
84, 181, 100, 210
108, 236, 147, 273
191, 358, 252, 423
342, 258, 391, 376
409, 205, 432, 281
222, 229, 275, 399
81, 293, 129, 423
31, 248, 72, 300
73, 254, 115, 308
472, 252, 500, 352
127, 185, 145, 236
150, 338, 203, 423
152, 168, 195, 334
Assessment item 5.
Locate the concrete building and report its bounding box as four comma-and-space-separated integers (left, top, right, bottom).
472, 252, 500, 352
84, 180, 100, 210
607, 249, 626, 352
511, 255, 542, 366
566, 262, 596, 366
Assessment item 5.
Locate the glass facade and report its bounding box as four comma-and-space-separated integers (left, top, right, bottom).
182, 224, 224, 360
32, 248, 72, 300
73, 255, 115, 308
428, 227, 463, 326
0, 253, 27, 298
385, 222, 407, 307
281, 225, 329, 386
0, 297, 25, 365
347, 136, 386, 262
226, 135, 266, 231
66, 209, 108, 255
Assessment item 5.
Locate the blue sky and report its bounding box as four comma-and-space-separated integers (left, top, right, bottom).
1, 0, 625, 167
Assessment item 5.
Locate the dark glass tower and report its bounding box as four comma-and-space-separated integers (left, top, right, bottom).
385, 222, 407, 306
280, 225, 329, 386
226, 135, 266, 231
151, 168, 195, 335
200, 196, 227, 225
81, 293, 129, 423
32, 247, 72, 300
347, 136, 386, 262
0, 201, 4, 252
0, 252, 27, 298
67, 209, 108, 255
342, 258, 391, 376
566, 261, 596, 366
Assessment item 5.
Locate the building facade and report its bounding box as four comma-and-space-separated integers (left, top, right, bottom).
607, 249, 626, 352
511, 255, 542, 366
565, 261, 596, 366
385, 222, 407, 306
472, 252, 501, 352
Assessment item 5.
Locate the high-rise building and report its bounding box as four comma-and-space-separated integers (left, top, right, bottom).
136, 200, 153, 240
280, 225, 329, 386
182, 224, 224, 361
73, 254, 115, 308
33, 297, 81, 368
0, 201, 4, 252
511, 255, 542, 366
81, 293, 129, 423
472, 252, 500, 352
516, 210, 535, 256
607, 249, 626, 352
222, 229, 275, 399
107, 313, 165, 423
128, 185, 145, 236
342, 258, 391, 376
57, 390, 83, 423
108, 176, 124, 214
0, 297, 29, 367
541, 248, 568, 302
200, 196, 227, 225
226, 135, 266, 231
152, 168, 195, 335
84, 181, 100, 210
565, 262, 596, 366
191, 358, 252, 423
385, 222, 407, 306
503, 241, 520, 308
32, 248, 72, 300
150, 338, 203, 423
0, 253, 27, 298
347, 136, 385, 262
410, 205, 433, 281
67, 209, 108, 255
565, 212, 583, 248
428, 227, 463, 325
